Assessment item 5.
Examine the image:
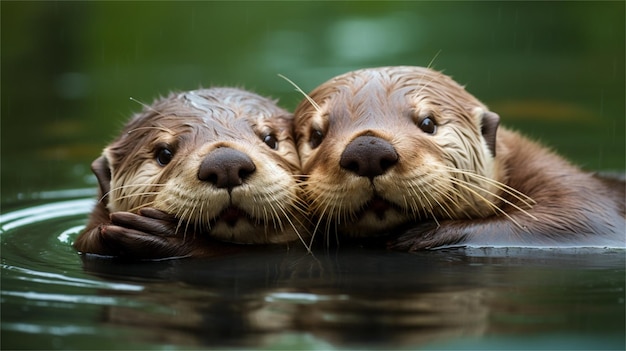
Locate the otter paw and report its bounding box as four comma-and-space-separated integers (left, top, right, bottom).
110, 210, 180, 237
388, 234, 438, 251
99, 224, 194, 259
102, 210, 194, 259
387, 222, 453, 251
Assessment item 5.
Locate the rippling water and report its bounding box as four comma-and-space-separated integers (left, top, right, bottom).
1, 190, 624, 350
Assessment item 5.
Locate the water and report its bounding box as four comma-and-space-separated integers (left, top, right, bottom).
2, 2, 624, 350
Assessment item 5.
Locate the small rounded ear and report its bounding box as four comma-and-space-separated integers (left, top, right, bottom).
476, 109, 500, 157
91, 155, 112, 203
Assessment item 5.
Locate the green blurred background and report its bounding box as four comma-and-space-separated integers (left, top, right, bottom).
2, 1, 624, 203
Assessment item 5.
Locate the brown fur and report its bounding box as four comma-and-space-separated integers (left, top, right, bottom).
293, 66, 625, 249
74, 87, 309, 259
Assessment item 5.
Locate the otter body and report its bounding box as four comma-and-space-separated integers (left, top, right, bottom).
293, 66, 625, 249
74, 88, 308, 259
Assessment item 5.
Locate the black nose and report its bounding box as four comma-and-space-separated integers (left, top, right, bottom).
340, 135, 398, 178
198, 147, 256, 189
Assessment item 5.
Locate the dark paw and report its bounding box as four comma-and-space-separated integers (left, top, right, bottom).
99, 209, 195, 259
387, 222, 444, 251
388, 234, 438, 251
110, 208, 179, 237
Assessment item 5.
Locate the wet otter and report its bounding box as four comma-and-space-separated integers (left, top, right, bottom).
74, 87, 309, 259
293, 66, 625, 249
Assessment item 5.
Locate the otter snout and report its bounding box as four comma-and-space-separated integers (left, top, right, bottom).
198, 147, 256, 189
340, 135, 398, 178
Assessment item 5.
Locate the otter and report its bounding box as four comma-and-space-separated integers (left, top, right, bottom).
74, 87, 309, 259
293, 66, 625, 249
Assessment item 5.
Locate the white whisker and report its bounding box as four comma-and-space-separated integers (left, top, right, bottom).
278, 74, 321, 113
442, 165, 536, 208
448, 177, 531, 230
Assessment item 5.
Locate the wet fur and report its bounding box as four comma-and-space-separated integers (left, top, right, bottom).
74, 88, 309, 259
293, 66, 625, 249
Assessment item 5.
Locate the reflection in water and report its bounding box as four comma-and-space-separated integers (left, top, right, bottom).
79, 249, 493, 347
78, 247, 624, 349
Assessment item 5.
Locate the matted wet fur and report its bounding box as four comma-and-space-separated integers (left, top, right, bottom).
74, 87, 309, 259
293, 66, 625, 249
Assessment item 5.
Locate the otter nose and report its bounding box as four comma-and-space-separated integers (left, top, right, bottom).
198, 147, 256, 189
340, 135, 398, 178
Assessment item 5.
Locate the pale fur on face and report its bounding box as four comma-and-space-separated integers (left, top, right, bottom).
294, 66, 515, 237
104, 87, 308, 245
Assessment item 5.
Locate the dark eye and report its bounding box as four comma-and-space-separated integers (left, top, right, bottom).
263, 134, 278, 150
419, 116, 437, 134
310, 129, 324, 149
155, 146, 174, 166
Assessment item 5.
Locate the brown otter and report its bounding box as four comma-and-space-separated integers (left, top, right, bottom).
74, 87, 309, 259
293, 66, 625, 249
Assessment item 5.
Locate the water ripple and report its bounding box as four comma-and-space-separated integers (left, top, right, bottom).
2, 264, 143, 291
0, 198, 94, 233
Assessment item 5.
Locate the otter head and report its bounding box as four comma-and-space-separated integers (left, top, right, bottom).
93, 87, 307, 245
293, 66, 502, 238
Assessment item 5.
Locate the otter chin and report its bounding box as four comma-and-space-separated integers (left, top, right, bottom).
294, 66, 625, 249
74, 87, 309, 259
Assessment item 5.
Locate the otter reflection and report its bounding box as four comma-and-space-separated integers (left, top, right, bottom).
78, 247, 623, 348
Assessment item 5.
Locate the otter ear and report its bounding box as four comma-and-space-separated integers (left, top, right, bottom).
91, 155, 112, 203
479, 110, 500, 157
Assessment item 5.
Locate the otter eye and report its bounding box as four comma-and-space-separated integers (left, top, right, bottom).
262, 134, 279, 150
310, 129, 324, 149
155, 147, 174, 166
419, 116, 437, 134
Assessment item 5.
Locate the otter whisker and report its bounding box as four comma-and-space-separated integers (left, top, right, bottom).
426, 183, 464, 224
442, 167, 538, 220
290, 197, 312, 219
320, 198, 336, 245
328, 193, 346, 247
406, 177, 453, 220
408, 181, 443, 224
265, 195, 283, 233
310, 193, 340, 249
447, 179, 503, 219
441, 165, 536, 209
193, 199, 207, 241
126, 202, 152, 214
411, 74, 439, 102
447, 177, 531, 230
178, 217, 188, 242
113, 192, 161, 203
426, 50, 442, 70
102, 183, 166, 203
426, 176, 478, 219
420, 184, 456, 220
291, 189, 311, 211
278, 74, 322, 113
272, 199, 312, 253
129, 97, 175, 131
186, 200, 198, 240
310, 208, 326, 249
108, 183, 167, 191
176, 203, 191, 240
203, 208, 213, 235
285, 189, 309, 216
188, 199, 201, 240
